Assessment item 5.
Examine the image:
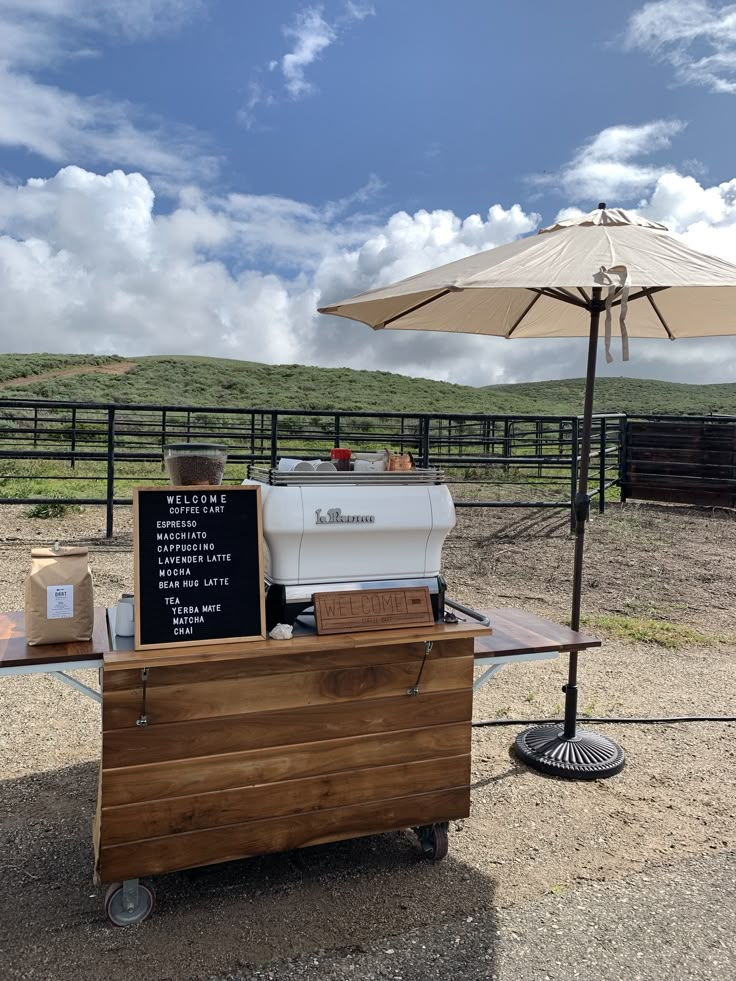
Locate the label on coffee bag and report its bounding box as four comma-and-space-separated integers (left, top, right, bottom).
47, 584, 74, 619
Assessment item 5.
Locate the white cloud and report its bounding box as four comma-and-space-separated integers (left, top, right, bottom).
242, 2, 375, 126
3, 162, 736, 388
0, 0, 213, 181
280, 7, 337, 98
0, 166, 540, 383
533, 120, 687, 202
624, 1, 736, 93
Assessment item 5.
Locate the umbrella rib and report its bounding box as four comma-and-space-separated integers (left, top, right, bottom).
381, 288, 452, 328
533, 288, 587, 308
613, 285, 669, 306
506, 291, 542, 337
577, 287, 590, 303
645, 291, 675, 339
556, 287, 588, 304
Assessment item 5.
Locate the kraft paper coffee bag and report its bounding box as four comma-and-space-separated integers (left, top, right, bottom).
25, 546, 94, 645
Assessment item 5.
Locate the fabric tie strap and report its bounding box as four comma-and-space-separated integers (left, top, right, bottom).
597, 265, 630, 363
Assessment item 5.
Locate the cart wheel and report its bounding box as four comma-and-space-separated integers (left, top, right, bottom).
414, 822, 449, 861
104, 881, 155, 926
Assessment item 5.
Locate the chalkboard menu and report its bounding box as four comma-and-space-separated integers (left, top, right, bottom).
133, 485, 265, 650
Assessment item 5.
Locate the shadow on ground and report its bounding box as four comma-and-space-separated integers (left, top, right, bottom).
0, 761, 499, 981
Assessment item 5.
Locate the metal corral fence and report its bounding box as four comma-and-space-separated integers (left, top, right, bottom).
0, 398, 627, 536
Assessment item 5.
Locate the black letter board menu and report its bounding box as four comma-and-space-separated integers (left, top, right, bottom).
133, 485, 266, 649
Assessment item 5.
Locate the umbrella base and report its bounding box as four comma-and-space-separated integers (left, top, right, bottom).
514, 723, 625, 780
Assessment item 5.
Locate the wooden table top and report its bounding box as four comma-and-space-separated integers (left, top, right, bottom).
0, 607, 109, 670
0, 604, 599, 669
474, 607, 600, 658
104, 618, 492, 671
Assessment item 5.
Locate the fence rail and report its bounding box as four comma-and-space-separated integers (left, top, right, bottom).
0, 398, 627, 536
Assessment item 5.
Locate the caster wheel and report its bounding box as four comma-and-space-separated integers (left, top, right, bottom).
104, 881, 155, 926
414, 822, 449, 861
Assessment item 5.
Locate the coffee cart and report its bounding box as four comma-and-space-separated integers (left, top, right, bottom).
1, 463, 601, 925
96, 608, 488, 924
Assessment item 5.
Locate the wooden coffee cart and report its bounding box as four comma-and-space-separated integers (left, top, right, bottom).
1, 601, 603, 926
2, 480, 602, 925
95, 613, 489, 924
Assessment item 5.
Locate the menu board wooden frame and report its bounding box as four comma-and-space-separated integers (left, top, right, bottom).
133, 484, 266, 650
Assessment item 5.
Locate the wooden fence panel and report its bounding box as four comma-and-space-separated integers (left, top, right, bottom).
622, 418, 736, 507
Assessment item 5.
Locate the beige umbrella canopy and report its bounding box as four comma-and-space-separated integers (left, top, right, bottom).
319, 206, 736, 347
318, 205, 736, 779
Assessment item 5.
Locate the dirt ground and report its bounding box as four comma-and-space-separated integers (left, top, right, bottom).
1, 501, 735, 981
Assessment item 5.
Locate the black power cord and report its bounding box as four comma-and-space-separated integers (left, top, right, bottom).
473, 715, 736, 728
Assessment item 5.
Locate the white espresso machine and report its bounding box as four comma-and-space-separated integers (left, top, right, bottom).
244, 467, 456, 629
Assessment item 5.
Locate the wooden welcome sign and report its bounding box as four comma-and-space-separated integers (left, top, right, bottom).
313, 586, 434, 635
133, 485, 266, 650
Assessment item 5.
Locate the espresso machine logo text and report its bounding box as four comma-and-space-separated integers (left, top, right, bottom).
315, 508, 375, 525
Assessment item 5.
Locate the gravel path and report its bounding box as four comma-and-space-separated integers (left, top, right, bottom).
1, 502, 735, 980
211, 851, 736, 981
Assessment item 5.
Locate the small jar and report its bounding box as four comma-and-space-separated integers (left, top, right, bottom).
330, 448, 352, 472
163, 443, 227, 486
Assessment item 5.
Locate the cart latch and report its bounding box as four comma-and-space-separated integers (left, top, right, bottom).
408, 641, 433, 696
136, 668, 149, 727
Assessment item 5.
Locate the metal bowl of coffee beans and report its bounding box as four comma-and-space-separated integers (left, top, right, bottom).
163, 443, 228, 486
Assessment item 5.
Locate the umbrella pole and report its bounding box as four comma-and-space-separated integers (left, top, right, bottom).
513, 287, 625, 779
564, 290, 602, 735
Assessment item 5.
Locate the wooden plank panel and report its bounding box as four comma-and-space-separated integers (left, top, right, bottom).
103, 656, 474, 729
101, 755, 470, 845
102, 722, 471, 805
99, 786, 469, 882
103, 639, 470, 693
624, 485, 734, 507
103, 689, 473, 768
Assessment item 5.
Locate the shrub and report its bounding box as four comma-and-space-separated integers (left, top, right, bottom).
25, 502, 82, 519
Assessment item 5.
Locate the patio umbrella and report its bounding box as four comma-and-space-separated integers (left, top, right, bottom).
318, 203, 736, 780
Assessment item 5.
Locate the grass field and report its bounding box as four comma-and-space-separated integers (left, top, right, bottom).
2, 352, 736, 415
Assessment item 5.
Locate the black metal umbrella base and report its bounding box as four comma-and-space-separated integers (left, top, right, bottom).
514, 723, 625, 780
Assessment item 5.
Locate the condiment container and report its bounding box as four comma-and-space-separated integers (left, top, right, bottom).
330, 448, 352, 471
115, 594, 135, 636
164, 443, 227, 486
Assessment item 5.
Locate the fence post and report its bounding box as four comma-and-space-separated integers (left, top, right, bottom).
270, 412, 278, 467
161, 409, 167, 471
536, 419, 543, 477
420, 416, 430, 468
503, 419, 511, 471
619, 415, 628, 504
334, 413, 340, 448
570, 417, 579, 531
70, 407, 77, 470
599, 417, 607, 513
106, 407, 116, 538
33, 406, 38, 448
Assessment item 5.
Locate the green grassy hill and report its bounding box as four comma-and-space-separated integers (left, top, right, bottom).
1, 353, 735, 416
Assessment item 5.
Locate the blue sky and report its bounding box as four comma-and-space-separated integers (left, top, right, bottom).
1, 0, 736, 386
